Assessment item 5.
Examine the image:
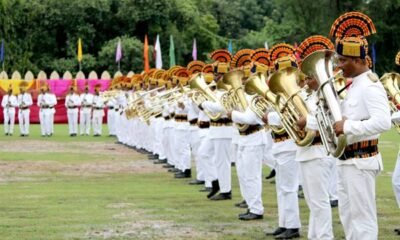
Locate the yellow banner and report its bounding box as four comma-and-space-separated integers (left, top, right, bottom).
0, 80, 35, 95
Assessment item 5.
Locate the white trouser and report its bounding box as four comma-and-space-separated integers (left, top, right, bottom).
168, 128, 177, 166
190, 129, 202, 180
198, 135, 217, 183
3, 109, 15, 134
237, 144, 264, 215
211, 138, 232, 193
92, 111, 103, 135
67, 109, 78, 134
80, 110, 91, 135
18, 109, 30, 135
393, 149, 400, 208
174, 129, 191, 171
43, 110, 53, 135
107, 110, 115, 135
338, 165, 379, 240
163, 127, 172, 163
329, 161, 338, 201
39, 109, 45, 135
300, 159, 335, 240
275, 151, 301, 229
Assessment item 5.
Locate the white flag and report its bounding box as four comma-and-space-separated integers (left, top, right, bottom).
264, 41, 269, 50
155, 35, 163, 69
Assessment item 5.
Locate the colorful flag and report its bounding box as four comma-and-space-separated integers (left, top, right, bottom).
169, 35, 176, 67
77, 38, 83, 62
192, 38, 197, 60
143, 35, 150, 72
0, 39, 4, 63
155, 34, 162, 69
115, 39, 122, 63
228, 39, 233, 53
264, 41, 269, 50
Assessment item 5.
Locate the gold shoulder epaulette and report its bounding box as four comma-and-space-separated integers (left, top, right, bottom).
367, 72, 379, 82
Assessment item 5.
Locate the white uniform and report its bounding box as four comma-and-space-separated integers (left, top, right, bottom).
106, 98, 117, 136
80, 93, 94, 135
187, 99, 202, 180
392, 111, 400, 208
38, 92, 57, 136
92, 94, 105, 136
268, 111, 301, 230
232, 103, 267, 215
297, 91, 336, 240
196, 110, 214, 188
17, 92, 33, 136
65, 93, 81, 135
173, 96, 191, 172
1, 94, 18, 135
202, 90, 233, 193
338, 70, 391, 240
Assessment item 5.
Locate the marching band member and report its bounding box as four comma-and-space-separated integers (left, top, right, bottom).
106, 87, 118, 137
92, 84, 105, 136
330, 12, 391, 240
38, 84, 57, 137
79, 84, 93, 136
17, 82, 33, 136
65, 86, 81, 136
2, 85, 18, 136
392, 110, 400, 235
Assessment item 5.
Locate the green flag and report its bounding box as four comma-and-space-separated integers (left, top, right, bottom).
169, 35, 176, 67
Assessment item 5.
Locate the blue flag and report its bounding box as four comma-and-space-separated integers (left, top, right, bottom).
228, 40, 233, 53
0, 40, 4, 63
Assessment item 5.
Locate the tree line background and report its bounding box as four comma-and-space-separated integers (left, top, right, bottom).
0, 0, 399, 76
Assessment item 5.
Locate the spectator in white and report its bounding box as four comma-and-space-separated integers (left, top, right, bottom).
79, 84, 94, 136
17, 81, 33, 137
65, 86, 81, 136
92, 84, 105, 136
1, 85, 18, 136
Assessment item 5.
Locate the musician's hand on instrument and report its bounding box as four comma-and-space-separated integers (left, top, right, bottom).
227, 111, 232, 119
261, 112, 269, 124
333, 119, 346, 135
297, 116, 307, 130
178, 102, 185, 109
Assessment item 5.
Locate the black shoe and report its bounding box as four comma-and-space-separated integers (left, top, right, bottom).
148, 154, 158, 160
162, 164, 174, 169
330, 199, 338, 208
5, 133, 8, 136
174, 169, 191, 178
239, 212, 263, 221
168, 168, 180, 173
207, 180, 220, 199
274, 228, 300, 239
154, 159, 167, 164
265, 169, 276, 180
265, 227, 286, 236
394, 228, 400, 233
199, 187, 212, 192
210, 191, 232, 201
234, 200, 248, 208
20, 134, 25, 137
188, 179, 205, 185
231, 162, 236, 167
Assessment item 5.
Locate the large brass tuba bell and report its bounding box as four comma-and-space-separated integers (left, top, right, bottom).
222, 70, 249, 131
380, 72, 400, 133
189, 73, 221, 121
244, 72, 286, 134
269, 67, 316, 147
301, 50, 347, 156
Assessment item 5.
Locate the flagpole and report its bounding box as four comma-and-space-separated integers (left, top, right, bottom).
79, 62, 81, 72
118, 61, 120, 72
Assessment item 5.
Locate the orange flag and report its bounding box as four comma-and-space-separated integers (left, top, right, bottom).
144, 35, 150, 72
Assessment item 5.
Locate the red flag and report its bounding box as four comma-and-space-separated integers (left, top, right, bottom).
144, 35, 150, 72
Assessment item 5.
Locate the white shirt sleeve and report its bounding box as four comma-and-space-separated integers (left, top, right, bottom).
1, 96, 7, 108
305, 113, 319, 131
202, 100, 225, 114
232, 108, 263, 125
268, 111, 282, 126
391, 111, 400, 124
344, 84, 391, 135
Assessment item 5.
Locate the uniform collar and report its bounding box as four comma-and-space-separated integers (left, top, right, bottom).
351, 70, 371, 86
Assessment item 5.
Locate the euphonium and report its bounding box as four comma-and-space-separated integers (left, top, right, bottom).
222, 70, 249, 131
269, 66, 316, 147
301, 50, 346, 156
189, 73, 221, 121
244, 72, 285, 134
380, 72, 400, 133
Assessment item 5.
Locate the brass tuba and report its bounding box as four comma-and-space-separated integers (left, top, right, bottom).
269, 67, 316, 147
222, 70, 249, 131
189, 73, 221, 121
380, 72, 400, 133
244, 72, 286, 134
301, 50, 347, 156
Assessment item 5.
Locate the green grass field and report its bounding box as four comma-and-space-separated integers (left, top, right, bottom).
0, 124, 399, 239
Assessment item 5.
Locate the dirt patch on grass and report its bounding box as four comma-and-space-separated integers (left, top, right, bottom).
0, 141, 165, 183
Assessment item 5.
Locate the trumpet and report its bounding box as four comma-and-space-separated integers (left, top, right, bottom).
269, 66, 316, 147
380, 72, 400, 133
301, 50, 346, 156
244, 72, 286, 134
100, 90, 121, 102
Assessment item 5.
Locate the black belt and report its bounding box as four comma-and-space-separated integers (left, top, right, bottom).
20, 107, 29, 110
114, 109, 119, 111
175, 114, 188, 122
239, 125, 264, 136
339, 139, 379, 160
68, 106, 77, 109
271, 131, 290, 143
164, 116, 171, 120
189, 118, 198, 125
108, 107, 114, 110
155, 113, 162, 118
41, 106, 54, 109
210, 118, 232, 126
198, 121, 210, 129
94, 107, 103, 110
